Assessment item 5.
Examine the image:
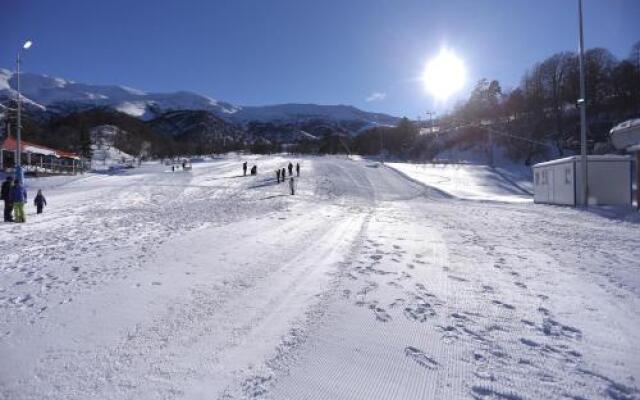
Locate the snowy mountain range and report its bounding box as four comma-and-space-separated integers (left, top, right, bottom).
0, 68, 398, 128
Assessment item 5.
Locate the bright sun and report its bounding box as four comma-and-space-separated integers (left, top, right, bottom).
422, 48, 466, 100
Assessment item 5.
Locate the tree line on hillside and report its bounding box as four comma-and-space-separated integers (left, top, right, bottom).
441, 42, 640, 163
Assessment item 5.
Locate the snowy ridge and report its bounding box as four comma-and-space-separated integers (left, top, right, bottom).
0, 68, 398, 126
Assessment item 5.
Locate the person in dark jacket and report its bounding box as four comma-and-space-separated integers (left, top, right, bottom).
281, 168, 286, 181
243, 162, 248, 176
288, 162, 293, 176
34, 189, 47, 214
289, 177, 295, 195
11, 181, 27, 223
250, 165, 257, 175
296, 162, 300, 177
1, 176, 14, 222
276, 169, 281, 183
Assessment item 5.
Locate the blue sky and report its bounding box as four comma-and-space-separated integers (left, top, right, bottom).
1, 0, 638, 118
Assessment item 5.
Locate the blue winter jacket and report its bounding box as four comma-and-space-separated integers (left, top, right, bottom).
11, 185, 27, 203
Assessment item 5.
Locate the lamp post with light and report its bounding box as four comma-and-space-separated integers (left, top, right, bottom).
15, 39, 33, 184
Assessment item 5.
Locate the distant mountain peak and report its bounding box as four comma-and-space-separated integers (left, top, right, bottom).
0, 68, 398, 128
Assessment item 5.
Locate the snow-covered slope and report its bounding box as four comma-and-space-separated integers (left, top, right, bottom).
0, 68, 398, 127
1, 156, 638, 399
232, 103, 398, 125
387, 162, 533, 203
0, 68, 238, 120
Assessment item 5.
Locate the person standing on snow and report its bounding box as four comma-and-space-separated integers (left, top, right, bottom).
281, 168, 286, 181
34, 189, 47, 214
296, 162, 300, 177
289, 177, 295, 195
11, 180, 27, 223
1, 176, 14, 222
243, 162, 248, 176
276, 169, 281, 183
251, 165, 257, 175
288, 162, 293, 177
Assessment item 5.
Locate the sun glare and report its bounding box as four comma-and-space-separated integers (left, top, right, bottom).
422, 48, 466, 100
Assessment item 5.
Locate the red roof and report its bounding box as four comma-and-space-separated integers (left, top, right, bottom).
1, 136, 80, 159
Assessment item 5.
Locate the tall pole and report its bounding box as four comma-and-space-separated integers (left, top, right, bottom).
15, 49, 23, 183
578, 0, 588, 207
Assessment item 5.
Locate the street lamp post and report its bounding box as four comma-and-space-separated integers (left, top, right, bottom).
15, 39, 33, 184
578, 0, 588, 207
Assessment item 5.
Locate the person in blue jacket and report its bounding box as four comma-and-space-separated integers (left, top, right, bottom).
11, 181, 27, 223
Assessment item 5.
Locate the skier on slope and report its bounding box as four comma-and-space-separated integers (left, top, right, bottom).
288, 162, 293, 177
276, 169, 281, 183
243, 161, 248, 176
296, 162, 300, 177
1, 176, 14, 222
34, 189, 47, 214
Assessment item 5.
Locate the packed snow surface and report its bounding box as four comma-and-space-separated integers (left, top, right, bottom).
388, 162, 533, 203
0, 156, 639, 400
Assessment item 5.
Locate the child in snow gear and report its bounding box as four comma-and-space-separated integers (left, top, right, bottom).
251, 165, 257, 175
276, 169, 281, 183
243, 162, 248, 176
289, 177, 295, 195
288, 162, 293, 176
11, 181, 27, 223
34, 189, 47, 214
1, 176, 14, 222
296, 163, 300, 177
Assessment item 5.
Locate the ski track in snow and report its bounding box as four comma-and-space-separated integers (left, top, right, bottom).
1, 155, 639, 400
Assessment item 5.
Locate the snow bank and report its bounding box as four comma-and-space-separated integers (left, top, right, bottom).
387, 162, 533, 203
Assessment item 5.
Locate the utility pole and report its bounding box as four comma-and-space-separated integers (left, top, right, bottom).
578, 0, 588, 207
15, 40, 32, 184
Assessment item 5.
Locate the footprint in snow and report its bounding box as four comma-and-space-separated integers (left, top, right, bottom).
491, 300, 516, 310
404, 346, 438, 369
370, 305, 392, 322
520, 338, 540, 348
403, 302, 436, 322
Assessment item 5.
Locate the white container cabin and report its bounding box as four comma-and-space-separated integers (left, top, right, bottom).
533, 155, 632, 206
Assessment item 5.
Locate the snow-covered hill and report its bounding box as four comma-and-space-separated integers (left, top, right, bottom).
0, 68, 239, 120
0, 68, 398, 127
233, 103, 398, 125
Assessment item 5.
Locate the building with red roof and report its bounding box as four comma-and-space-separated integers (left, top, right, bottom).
1, 136, 83, 175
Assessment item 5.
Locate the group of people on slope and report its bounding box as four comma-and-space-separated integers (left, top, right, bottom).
242, 162, 258, 176
276, 162, 300, 195
241, 160, 301, 195
1, 176, 47, 223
